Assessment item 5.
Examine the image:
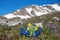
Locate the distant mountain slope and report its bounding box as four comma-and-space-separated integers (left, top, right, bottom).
0, 3, 60, 26
3, 4, 60, 19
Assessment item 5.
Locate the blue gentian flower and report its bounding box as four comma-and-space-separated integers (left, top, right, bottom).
33, 32, 38, 38
37, 27, 41, 35
23, 30, 29, 37
33, 27, 41, 38
19, 27, 25, 35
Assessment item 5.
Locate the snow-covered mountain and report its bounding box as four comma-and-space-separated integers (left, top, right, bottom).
0, 3, 60, 26
3, 4, 60, 19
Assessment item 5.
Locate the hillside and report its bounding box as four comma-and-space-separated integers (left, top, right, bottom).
0, 3, 60, 40
0, 12, 60, 40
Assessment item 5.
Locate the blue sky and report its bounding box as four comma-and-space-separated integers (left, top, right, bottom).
0, 0, 60, 16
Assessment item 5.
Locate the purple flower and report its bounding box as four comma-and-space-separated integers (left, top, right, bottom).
47, 23, 51, 27
53, 30, 58, 33
57, 34, 60, 37
51, 25, 57, 29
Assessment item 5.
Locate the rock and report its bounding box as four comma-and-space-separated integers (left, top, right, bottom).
52, 17, 60, 22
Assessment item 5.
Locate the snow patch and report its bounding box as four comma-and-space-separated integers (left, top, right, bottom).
51, 4, 60, 11
25, 7, 34, 16
44, 7, 52, 12
33, 9, 48, 16
4, 14, 31, 19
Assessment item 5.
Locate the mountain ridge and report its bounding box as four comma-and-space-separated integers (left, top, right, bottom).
0, 3, 60, 26
3, 3, 60, 19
